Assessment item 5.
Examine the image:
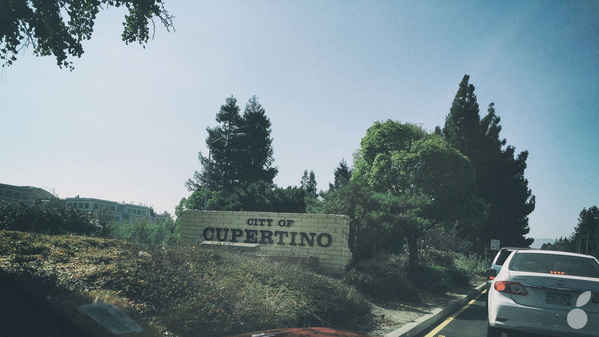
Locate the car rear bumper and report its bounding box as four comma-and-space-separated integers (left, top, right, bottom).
488, 292, 599, 337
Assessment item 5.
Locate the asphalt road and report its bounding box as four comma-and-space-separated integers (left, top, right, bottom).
416, 291, 553, 337
417, 290, 489, 337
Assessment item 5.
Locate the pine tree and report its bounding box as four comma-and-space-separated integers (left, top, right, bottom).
186, 95, 278, 209
237, 96, 278, 187
329, 159, 353, 191
440, 75, 535, 253
300, 170, 317, 198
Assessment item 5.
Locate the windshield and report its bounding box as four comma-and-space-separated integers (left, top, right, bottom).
1, 1, 597, 337
509, 253, 599, 278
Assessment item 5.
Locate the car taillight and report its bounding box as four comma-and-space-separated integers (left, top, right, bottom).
494, 281, 527, 295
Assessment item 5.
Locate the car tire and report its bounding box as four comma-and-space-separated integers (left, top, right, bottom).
487, 324, 501, 337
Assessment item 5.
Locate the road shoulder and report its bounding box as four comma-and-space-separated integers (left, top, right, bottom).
366, 282, 486, 337
386, 283, 485, 337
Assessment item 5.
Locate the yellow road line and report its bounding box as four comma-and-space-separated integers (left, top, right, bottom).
424, 289, 487, 337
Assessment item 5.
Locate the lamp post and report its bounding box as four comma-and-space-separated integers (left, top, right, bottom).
204, 132, 246, 210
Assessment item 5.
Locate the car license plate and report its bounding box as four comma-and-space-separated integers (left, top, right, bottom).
546, 292, 571, 306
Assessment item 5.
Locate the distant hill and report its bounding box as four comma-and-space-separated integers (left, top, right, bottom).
531, 238, 557, 249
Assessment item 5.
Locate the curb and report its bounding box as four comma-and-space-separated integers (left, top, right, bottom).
384, 283, 486, 337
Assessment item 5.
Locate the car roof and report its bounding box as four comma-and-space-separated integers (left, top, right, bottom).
514, 249, 597, 259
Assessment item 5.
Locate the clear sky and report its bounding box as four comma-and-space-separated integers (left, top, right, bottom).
1, 1, 597, 241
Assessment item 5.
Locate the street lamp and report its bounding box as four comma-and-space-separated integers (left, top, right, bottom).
204, 132, 246, 210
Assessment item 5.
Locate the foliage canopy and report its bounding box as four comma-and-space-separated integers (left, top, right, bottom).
439, 75, 535, 252
0, 0, 174, 70
351, 120, 486, 265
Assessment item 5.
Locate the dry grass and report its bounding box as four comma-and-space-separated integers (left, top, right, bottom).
0, 230, 372, 336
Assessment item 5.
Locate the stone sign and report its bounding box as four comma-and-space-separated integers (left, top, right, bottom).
180, 210, 352, 275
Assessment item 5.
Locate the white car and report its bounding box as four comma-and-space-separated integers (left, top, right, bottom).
487, 250, 599, 337
486, 247, 529, 291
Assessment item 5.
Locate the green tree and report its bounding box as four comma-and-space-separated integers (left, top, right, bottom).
353, 120, 486, 266
439, 75, 535, 253
187, 96, 243, 194
569, 206, 599, 257
186, 96, 277, 200
541, 237, 574, 252
319, 180, 390, 260
329, 159, 353, 191
237, 96, 278, 187
300, 170, 317, 197
0, 0, 174, 70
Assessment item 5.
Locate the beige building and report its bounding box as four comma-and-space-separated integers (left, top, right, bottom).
1, 183, 166, 223
65, 196, 158, 223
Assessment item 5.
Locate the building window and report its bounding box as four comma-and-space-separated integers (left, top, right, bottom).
111, 206, 115, 211
85, 203, 89, 209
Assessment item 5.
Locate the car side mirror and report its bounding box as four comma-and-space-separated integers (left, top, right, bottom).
485, 261, 492, 269
485, 268, 497, 279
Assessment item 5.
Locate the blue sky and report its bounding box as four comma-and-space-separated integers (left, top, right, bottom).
1, 1, 597, 241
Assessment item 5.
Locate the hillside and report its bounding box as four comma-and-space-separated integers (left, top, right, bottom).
0, 230, 372, 336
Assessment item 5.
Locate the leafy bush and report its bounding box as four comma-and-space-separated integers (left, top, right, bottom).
453, 253, 487, 275
421, 227, 473, 254
419, 249, 455, 267
343, 253, 421, 303
408, 264, 469, 294
344, 249, 479, 301
108, 217, 180, 246
0, 202, 100, 236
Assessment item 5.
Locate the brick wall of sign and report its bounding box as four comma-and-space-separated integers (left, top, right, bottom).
180, 210, 352, 275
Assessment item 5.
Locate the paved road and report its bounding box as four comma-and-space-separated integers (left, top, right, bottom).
416, 290, 551, 337
417, 290, 489, 337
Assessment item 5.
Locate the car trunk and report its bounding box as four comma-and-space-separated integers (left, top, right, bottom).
507, 270, 599, 313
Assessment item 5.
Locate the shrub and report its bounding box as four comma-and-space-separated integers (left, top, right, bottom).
107, 217, 180, 246
0, 231, 372, 337
0, 202, 100, 236
408, 264, 470, 294
343, 253, 421, 303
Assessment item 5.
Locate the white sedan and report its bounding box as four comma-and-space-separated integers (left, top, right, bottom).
487, 250, 599, 337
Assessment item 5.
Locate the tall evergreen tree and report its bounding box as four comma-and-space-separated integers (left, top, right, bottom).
570, 206, 599, 258
440, 75, 535, 253
186, 96, 244, 193
300, 170, 318, 197
237, 96, 278, 187
329, 159, 353, 191
186, 95, 278, 209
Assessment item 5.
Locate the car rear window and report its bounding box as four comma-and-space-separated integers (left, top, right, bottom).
495, 250, 514, 266
509, 253, 599, 278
